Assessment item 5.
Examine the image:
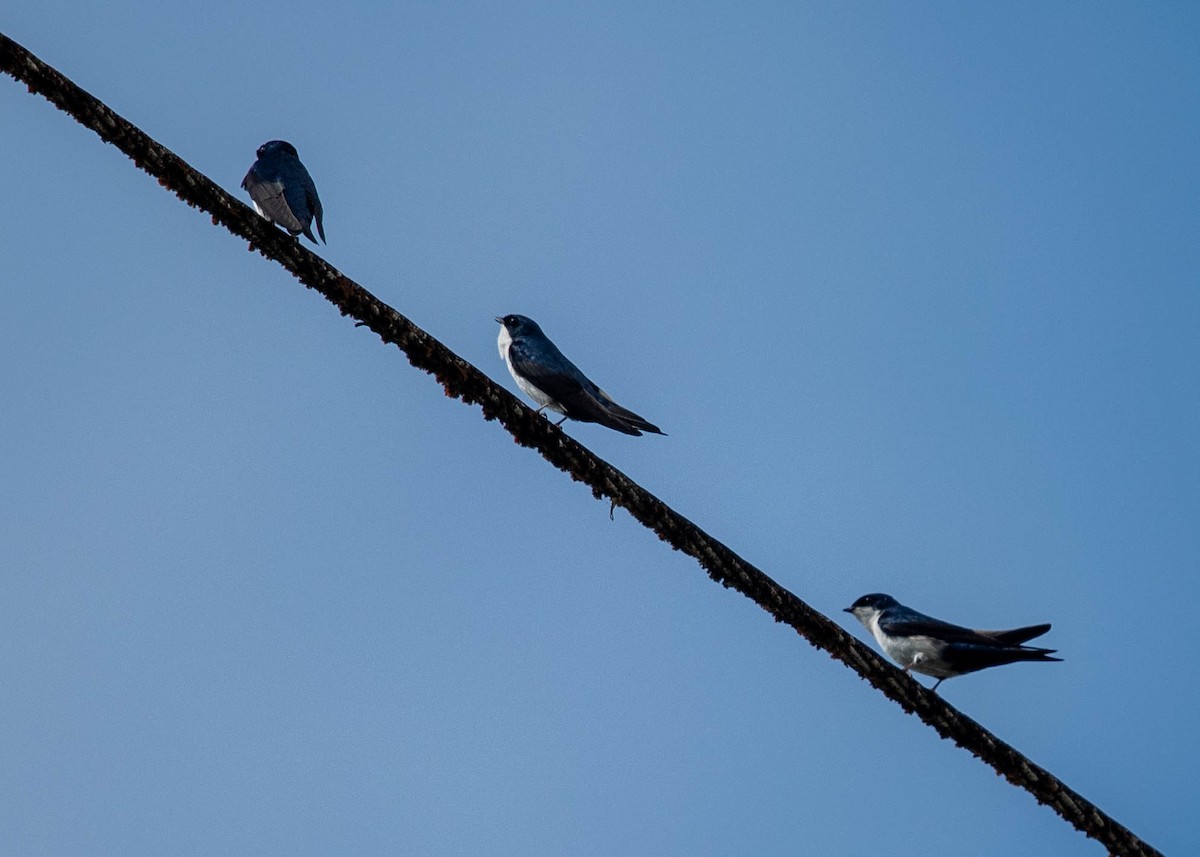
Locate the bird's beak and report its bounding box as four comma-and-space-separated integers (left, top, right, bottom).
842, 607, 853, 613
494, 316, 504, 324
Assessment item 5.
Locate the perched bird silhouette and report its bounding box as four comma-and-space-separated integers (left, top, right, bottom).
241, 140, 325, 244
844, 593, 1060, 692
495, 314, 665, 437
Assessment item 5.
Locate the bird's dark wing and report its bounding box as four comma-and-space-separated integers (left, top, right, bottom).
507, 339, 588, 404
878, 610, 992, 645
279, 164, 320, 244
881, 609, 1054, 650
979, 623, 1052, 646
286, 164, 323, 244
307, 181, 325, 243
508, 340, 649, 435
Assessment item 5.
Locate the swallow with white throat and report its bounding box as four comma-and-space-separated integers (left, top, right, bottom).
496, 314, 665, 437
844, 593, 1060, 691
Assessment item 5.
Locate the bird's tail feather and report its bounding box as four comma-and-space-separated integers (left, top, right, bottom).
973, 646, 1062, 669
599, 396, 665, 436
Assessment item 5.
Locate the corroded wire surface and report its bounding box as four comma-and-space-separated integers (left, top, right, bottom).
1, 33, 1162, 857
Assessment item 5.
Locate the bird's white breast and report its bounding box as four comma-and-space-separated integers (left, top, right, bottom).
497, 326, 563, 413
867, 613, 954, 678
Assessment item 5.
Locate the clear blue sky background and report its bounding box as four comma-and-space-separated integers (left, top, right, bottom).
3, 4, 1197, 855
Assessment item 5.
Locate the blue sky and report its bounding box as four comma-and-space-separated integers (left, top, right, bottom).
3, 3, 1197, 854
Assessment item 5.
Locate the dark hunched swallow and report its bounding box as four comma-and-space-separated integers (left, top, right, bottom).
241, 140, 325, 244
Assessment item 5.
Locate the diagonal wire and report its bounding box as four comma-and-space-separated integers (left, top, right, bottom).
0, 32, 1162, 857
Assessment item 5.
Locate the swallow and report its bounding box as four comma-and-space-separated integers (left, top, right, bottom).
241, 140, 325, 244
495, 314, 665, 437
844, 593, 1060, 691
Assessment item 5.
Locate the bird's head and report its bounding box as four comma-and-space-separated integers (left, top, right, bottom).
844, 593, 899, 619
495, 314, 543, 338
256, 140, 299, 159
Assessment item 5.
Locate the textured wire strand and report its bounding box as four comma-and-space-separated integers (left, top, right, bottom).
0, 32, 1162, 857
